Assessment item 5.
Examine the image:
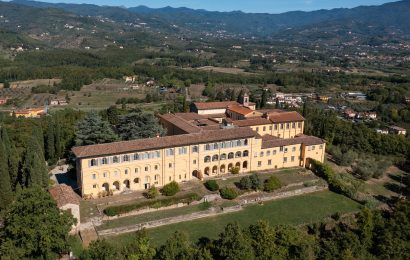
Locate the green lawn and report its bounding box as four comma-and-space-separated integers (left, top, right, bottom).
108, 191, 361, 247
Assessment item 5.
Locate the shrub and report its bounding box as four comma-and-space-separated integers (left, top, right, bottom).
239, 176, 252, 190
230, 167, 240, 175
160, 181, 180, 196
264, 176, 282, 192
204, 180, 219, 191
250, 174, 262, 190
145, 186, 159, 199
220, 187, 239, 200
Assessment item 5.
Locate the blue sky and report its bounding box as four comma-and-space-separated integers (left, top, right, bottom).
5, 0, 397, 13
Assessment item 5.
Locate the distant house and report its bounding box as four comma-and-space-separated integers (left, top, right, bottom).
49, 184, 81, 234
124, 76, 137, 83
389, 126, 407, 136
344, 109, 356, 119
376, 129, 389, 135
0, 97, 8, 105
11, 107, 46, 118
317, 95, 330, 103
50, 99, 67, 106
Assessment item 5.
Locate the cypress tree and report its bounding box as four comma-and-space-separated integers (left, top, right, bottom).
22, 134, 48, 188
0, 138, 13, 210
46, 118, 56, 162
0, 127, 19, 191
54, 122, 62, 159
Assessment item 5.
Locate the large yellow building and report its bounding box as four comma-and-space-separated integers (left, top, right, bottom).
72, 100, 325, 198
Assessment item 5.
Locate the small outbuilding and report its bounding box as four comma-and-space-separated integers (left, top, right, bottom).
49, 184, 81, 234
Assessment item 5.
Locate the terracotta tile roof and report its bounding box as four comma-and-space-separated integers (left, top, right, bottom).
49, 184, 81, 208
262, 134, 325, 149
232, 118, 272, 127
158, 114, 202, 134
72, 127, 257, 158
267, 111, 305, 123
193, 101, 239, 110
173, 113, 206, 121
227, 105, 255, 116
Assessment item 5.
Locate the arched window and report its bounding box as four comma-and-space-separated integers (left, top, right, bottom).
102, 157, 108, 165
260, 152, 264, 157
212, 155, 219, 161
113, 156, 119, 163
235, 151, 242, 158
243, 150, 249, 157
90, 159, 97, 166
228, 152, 234, 159
204, 156, 211, 163
123, 155, 129, 162
220, 153, 227, 160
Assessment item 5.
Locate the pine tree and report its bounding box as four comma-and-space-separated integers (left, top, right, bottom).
75, 112, 119, 146
0, 138, 13, 210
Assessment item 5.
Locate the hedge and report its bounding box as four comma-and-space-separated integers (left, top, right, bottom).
104, 193, 201, 216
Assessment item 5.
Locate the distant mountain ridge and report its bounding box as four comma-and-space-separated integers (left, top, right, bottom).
4, 0, 410, 41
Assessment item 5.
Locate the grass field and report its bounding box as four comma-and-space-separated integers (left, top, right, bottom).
108, 191, 362, 247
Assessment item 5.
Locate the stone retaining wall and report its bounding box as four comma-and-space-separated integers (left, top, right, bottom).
97, 185, 327, 237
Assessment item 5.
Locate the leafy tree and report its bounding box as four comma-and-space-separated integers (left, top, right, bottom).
80, 239, 119, 260
248, 221, 277, 260
122, 231, 156, 260
157, 231, 195, 260
75, 111, 119, 146
0, 137, 13, 210
213, 223, 254, 260
0, 187, 75, 259
117, 112, 166, 141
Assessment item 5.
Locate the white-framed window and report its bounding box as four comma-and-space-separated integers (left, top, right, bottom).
92, 174, 96, 180
258, 161, 262, 167
90, 159, 97, 167
283, 157, 288, 163
268, 160, 272, 165
260, 152, 264, 157
292, 147, 296, 152
113, 156, 120, 163
179, 147, 188, 155
103, 172, 108, 178
192, 146, 199, 153
145, 166, 149, 172
291, 156, 295, 162
267, 151, 271, 156
135, 168, 139, 174
279, 146, 284, 152
272, 150, 277, 155
93, 184, 97, 189
169, 163, 173, 168
166, 148, 174, 156
123, 155, 130, 162
193, 160, 197, 164
102, 157, 108, 165
284, 148, 288, 153
125, 169, 128, 175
